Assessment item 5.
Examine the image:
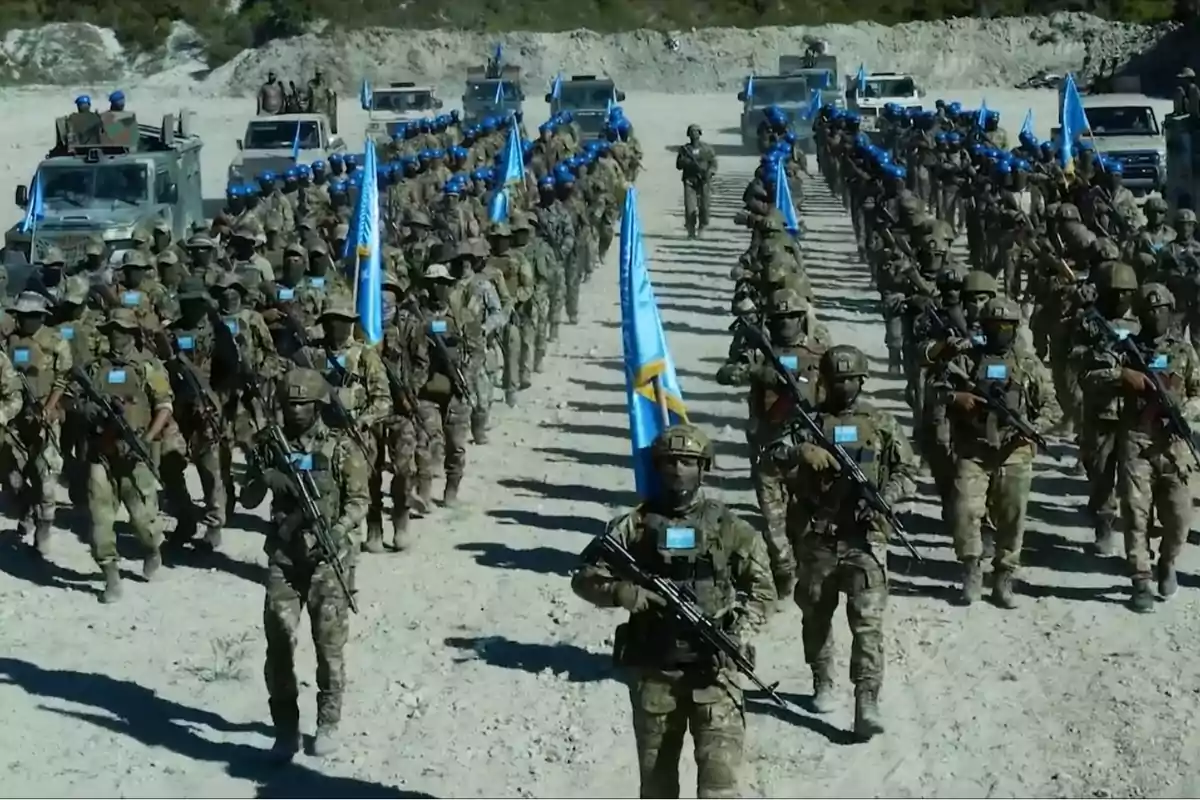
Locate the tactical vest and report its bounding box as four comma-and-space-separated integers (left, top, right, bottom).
57, 317, 95, 368
969, 353, 1028, 448
1093, 315, 1141, 421
170, 324, 216, 377
617, 499, 739, 669
321, 344, 368, 411
272, 438, 344, 565
8, 329, 55, 399
96, 358, 151, 430
755, 345, 822, 426
1129, 337, 1189, 435
806, 409, 884, 536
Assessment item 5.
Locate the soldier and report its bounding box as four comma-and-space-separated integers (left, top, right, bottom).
260, 367, 368, 759
941, 297, 1061, 607
114, 250, 162, 333
258, 70, 285, 116
715, 287, 826, 593
55, 275, 105, 504
771, 344, 916, 739
1083, 283, 1200, 611
456, 240, 503, 444
82, 308, 174, 603
485, 221, 534, 406
571, 423, 773, 799
415, 262, 478, 507
676, 124, 717, 239
1124, 196, 1174, 282
228, 223, 276, 285
3, 292, 72, 553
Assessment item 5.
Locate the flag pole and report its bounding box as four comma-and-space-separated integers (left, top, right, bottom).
651, 376, 669, 429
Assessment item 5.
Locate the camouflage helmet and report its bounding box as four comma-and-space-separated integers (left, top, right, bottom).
186, 233, 216, 249
1175, 208, 1197, 225
509, 212, 531, 231
488, 221, 513, 238
686, 123, 701, 136
131, 227, 151, 244
1092, 238, 1122, 262
157, 249, 180, 266
284, 241, 307, 256
178, 275, 211, 301
60, 275, 90, 305
152, 218, 171, 234
318, 299, 357, 321
731, 295, 756, 316
279, 367, 330, 405
100, 307, 141, 331
768, 286, 809, 316
1139, 282, 1175, 309
231, 223, 258, 241
214, 271, 245, 291
962, 270, 998, 295
122, 250, 151, 268
649, 423, 714, 465
982, 296, 1021, 322
84, 236, 106, 257
1096, 260, 1138, 291
763, 258, 791, 287
10, 291, 49, 315
424, 263, 453, 281
820, 344, 869, 379
383, 271, 407, 292
40, 246, 66, 266
1145, 196, 1169, 213
308, 239, 330, 255
1056, 203, 1082, 222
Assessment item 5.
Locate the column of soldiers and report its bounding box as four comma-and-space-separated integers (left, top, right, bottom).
6, 104, 638, 758
809, 98, 1200, 618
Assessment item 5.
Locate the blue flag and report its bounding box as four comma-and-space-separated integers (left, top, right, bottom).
976, 99, 989, 128
619, 187, 688, 499
350, 138, 382, 344
1060, 73, 1091, 171
1020, 109, 1033, 138
746, 74, 755, 100
493, 43, 502, 64
856, 64, 867, 93
493, 80, 503, 106
501, 118, 524, 185
488, 188, 510, 223
19, 172, 43, 235
773, 160, 800, 236
359, 79, 372, 110
291, 121, 301, 161
551, 72, 563, 99
804, 88, 822, 120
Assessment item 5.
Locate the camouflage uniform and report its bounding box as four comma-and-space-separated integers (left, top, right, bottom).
262, 368, 368, 759
535, 192, 574, 340
3, 292, 72, 549
84, 309, 174, 602
941, 298, 1062, 606
773, 345, 917, 740
571, 425, 773, 799
54, 276, 105, 504
676, 126, 717, 238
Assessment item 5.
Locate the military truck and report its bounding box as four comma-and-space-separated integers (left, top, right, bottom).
844, 71, 924, 134
1051, 94, 1168, 197
545, 74, 626, 144
463, 64, 525, 125
778, 37, 840, 100
364, 82, 444, 142
737, 74, 812, 152
4, 110, 203, 285
227, 113, 346, 187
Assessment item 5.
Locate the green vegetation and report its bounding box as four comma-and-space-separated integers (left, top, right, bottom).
0, 0, 1186, 66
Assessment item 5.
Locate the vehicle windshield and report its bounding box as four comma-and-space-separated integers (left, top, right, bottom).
371, 89, 435, 113
555, 84, 615, 111
795, 69, 835, 89
748, 79, 810, 107
244, 120, 321, 150
466, 81, 520, 103
1084, 105, 1159, 136
862, 77, 916, 98
39, 162, 150, 209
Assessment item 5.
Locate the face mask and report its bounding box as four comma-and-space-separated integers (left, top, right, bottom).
309, 257, 329, 276
124, 269, 146, 288
192, 250, 214, 268
983, 321, 1017, 353
1101, 290, 1133, 319
767, 314, 804, 344
220, 289, 241, 314
282, 401, 318, 436
108, 330, 135, 357
1143, 306, 1172, 339
655, 455, 704, 511
431, 282, 453, 305
825, 376, 862, 410
16, 315, 42, 337
325, 320, 353, 345
964, 293, 991, 324
180, 301, 207, 328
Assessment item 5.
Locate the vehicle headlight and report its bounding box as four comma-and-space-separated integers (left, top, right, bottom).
1154, 150, 1164, 163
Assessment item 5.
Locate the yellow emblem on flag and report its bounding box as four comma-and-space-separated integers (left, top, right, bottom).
357, 244, 371, 258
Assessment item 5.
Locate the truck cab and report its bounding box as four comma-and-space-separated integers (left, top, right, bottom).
227, 113, 346, 187
844, 72, 923, 132
365, 82, 444, 142
546, 74, 625, 145
738, 74, 812, 152
1081, 95, 1166, 196
463, 64, 525, 125
4, 110, 204, 285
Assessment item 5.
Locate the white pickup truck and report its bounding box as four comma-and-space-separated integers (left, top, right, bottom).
1053, 94, 1168, 196
227, 113, 346, 186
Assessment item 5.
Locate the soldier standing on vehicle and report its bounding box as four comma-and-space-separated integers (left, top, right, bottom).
258, 70, 285, 116
259, 367, 368, 760
676, 124, 717, 240
571, 423, 773, 799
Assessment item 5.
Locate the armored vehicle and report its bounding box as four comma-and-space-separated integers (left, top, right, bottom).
546, 74, 626, 144
463, 63, 525, 125
365, 82, 444, 142
4, 110, 203, 287
738, 74, 812, 152
227, 113, 346, 187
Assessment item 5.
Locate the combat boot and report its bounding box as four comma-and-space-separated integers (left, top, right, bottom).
471, 414, 489, 445
853, 684, 884, 742
991, 569, 1017, 609
960, 558, 983, 605
412, 477, 432, 515
1092, 519, 1118, 556
505, 389, 518, 407
1158, 558, 1179, 599
311, 724, 340, 757
101, 562, 123, 604
810, 660, 836, 714
1130, 578, 1155, 613
390, 510, 411, 551
886, 347, 903, 376
143, 546, 163, 581
362, 515, 385, 554
33, 521, 52, 557
443, 475, 462, 508
268, 698, 301, 762
201, 525, 223, 550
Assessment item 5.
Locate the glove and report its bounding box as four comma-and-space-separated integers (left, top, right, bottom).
262, 467, 293, 493
614, 581, 665, 613
951, 392, 980, 412
949, 336, 974, 354
799, 442, 839, 472
1120, 367, 1150, 393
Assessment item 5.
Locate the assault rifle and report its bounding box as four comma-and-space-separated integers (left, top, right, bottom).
734, 317, 923, 562
943, 361, 1056, 457
69, 365, 160, 485
582, 532, 788, 710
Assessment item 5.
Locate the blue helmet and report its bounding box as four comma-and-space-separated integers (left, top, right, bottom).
329, 152, 343, 164
109, 90, 125, 103
311, 159, 326, 171
75, 94, 91, 106
946, 131, 962, 144
430, 148, 445, 159
539, 175, 555, 188
418, 149, 432, 161
345, 154, 358, 165
330, 179, 347, 193
284, 166, 300, 179
296, 164, 311, 177
258, 170, 276, 183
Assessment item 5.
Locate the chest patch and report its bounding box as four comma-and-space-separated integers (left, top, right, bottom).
121, 291, 141, 306
107, 368, 127, 385
12, 348, 30, 365
289, 452, 313, 471
985, 363, 1008, 380
60, 326, 74, 341
327, 354, 346, 370
309, 277, 326, 289
277, 287, 295, 301
833, 424, 858, 444
176, 335, 194, 351
664, 526, 697, 550
779, 354, 798, 371
1150, 353, 1169, 371
429, 319, 448, 334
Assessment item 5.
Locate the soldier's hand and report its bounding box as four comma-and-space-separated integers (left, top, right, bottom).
951, 391, 980, 412
1120, 367, 1151, 393
949, 336, 974, 354
614, 581, 666, 613
799, 442, 839, 472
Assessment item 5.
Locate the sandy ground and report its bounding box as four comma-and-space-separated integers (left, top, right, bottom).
1, 88, 1199, 798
